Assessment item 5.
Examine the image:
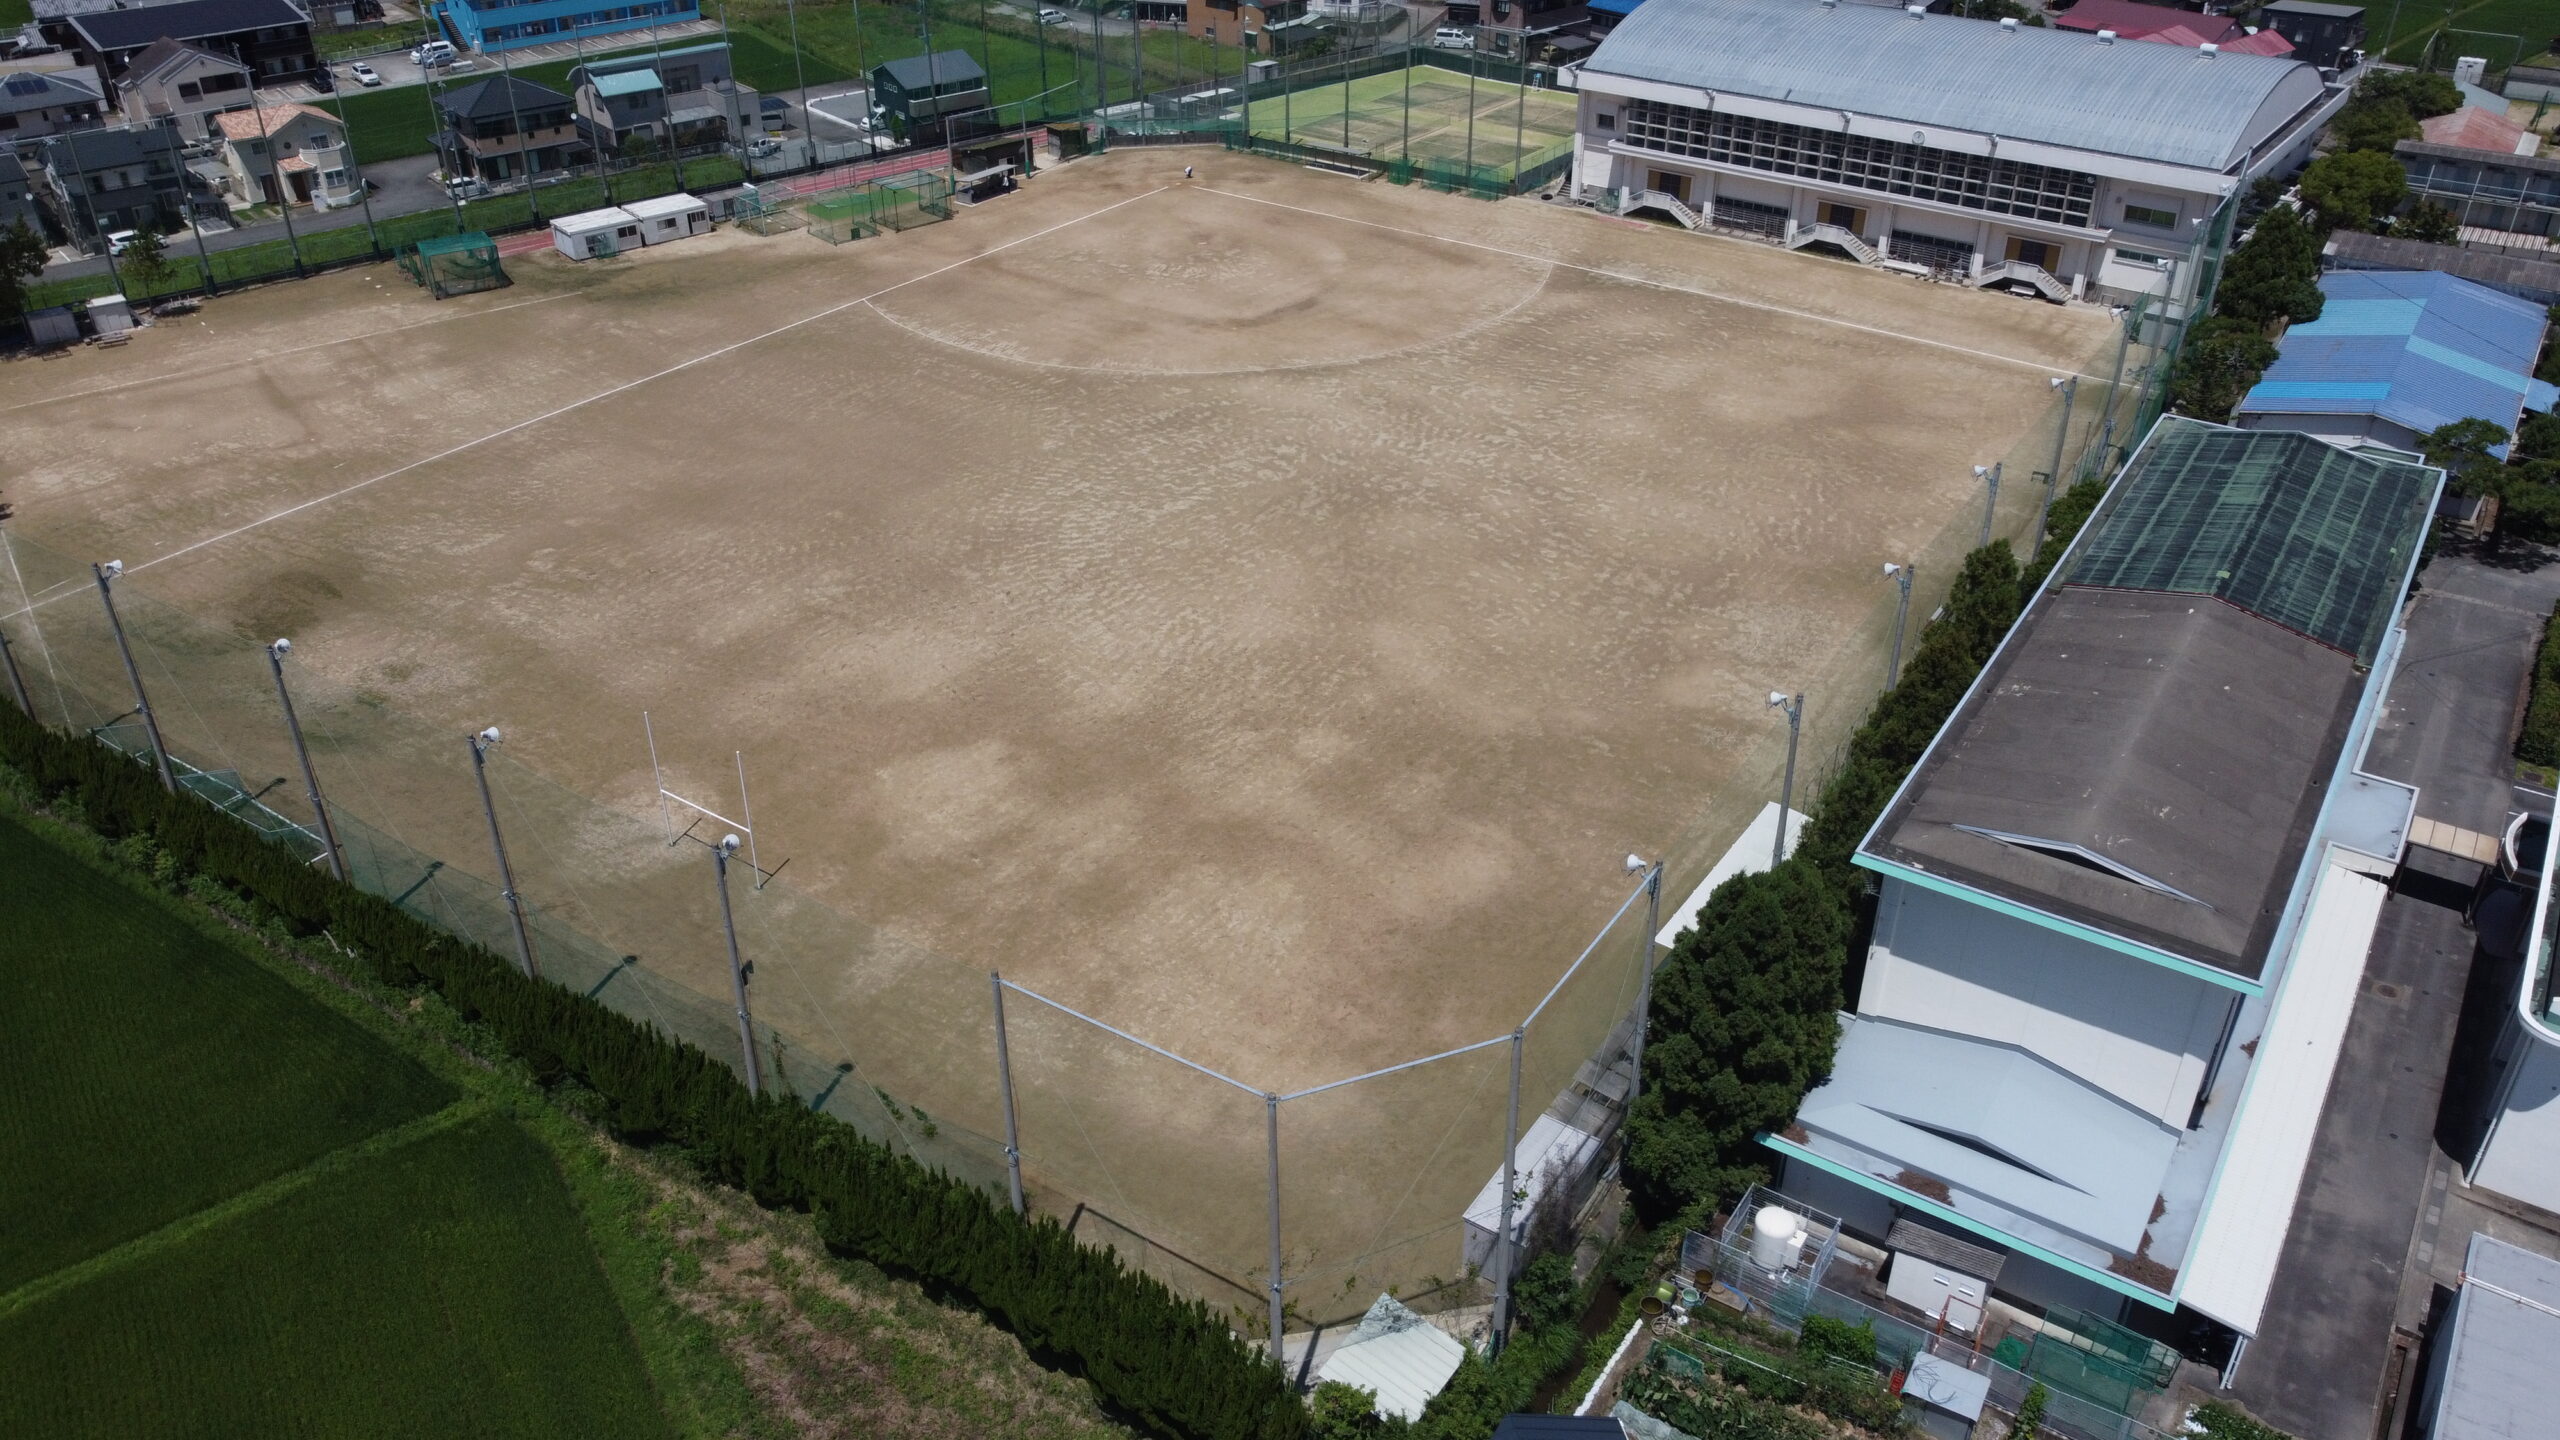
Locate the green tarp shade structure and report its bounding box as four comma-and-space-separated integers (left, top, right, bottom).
2067, 417, 2438, 664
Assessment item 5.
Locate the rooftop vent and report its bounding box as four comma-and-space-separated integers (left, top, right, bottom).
1950, 824, 2210, 906
2000, 15, 2018, 29
2199, 41, 2219, 54
1906, 3, 1925, 16
2096, 28, 2117, 42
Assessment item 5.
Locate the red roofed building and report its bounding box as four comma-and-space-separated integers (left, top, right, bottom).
2420, 105, 2540, 157
2053, 0, 2292, 54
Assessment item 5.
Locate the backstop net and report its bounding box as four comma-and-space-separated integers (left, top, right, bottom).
398, 232, 506, 300
808, 170, 956, 245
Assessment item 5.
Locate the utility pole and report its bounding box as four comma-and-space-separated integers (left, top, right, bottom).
1627, 858, 1663, 1109
1265, 1091, 1286, 1354
266, 638, 347, 883
0, 619, 31, 719
991, 971, 1027, 1215
93, 561, 174, 792
468, 726, 539, 979
1882, 563, 1914, 688
714, 833, 763, 1096
1768, 691, 1803, 867
1489, 1025, 1524, 1353
1975, 462, 2002, 548
2037, 375, 2078, 551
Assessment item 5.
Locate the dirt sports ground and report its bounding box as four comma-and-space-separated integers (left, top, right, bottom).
0, 148, 2112, 1319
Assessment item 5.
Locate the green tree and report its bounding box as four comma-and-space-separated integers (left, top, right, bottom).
2169, 315, 2279, 423
1624, 860, 1850, 1222
2215, 204, 2324, 327
2299, 150, 2408, 232
2541, 305, 2560, 385
2329, 98, 2418, 153
2421, 418, 2512, 494
2012, 1380, 2050, 1440
2361, 69, 2463, 121
0, 219, 48, 323
2519, 410, 2560, 462
2391, 199, 2460, 244
1309, 1381, 1389, 1440
1510, 1250, 1578, 1333
119, 227, 174, 298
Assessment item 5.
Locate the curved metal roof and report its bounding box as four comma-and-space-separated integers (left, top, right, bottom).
1583, 0, 2323, 170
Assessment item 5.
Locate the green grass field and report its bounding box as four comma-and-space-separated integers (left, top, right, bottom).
1253, 67, 1577, 179
0, 1111, 674, 1439
0, 812, 675, 1437
0, 815, 453, 1292
2371, 0, 2560, 65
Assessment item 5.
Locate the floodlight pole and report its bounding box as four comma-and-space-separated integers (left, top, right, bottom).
1265, 1090, 1286, 1355
715, 835, 763, 1097
1628, 861, 1662, 1110
2037, 375, 2078, 550
0, 620, 31, 719
468, 727, 540, 979
991, 971, 1027, 1216
93, 563, 174, 793
1976, 461, 2002, 548
1772, 692, 1803, 868
266, 640, 347, 883
1883, 563, 1914, 688
1489, 1025, 1524, 1354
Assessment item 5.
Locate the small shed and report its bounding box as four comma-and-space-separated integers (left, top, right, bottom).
621, 192, 711, 245
1462, 1114, 1603, 1274
26, 305, 80, 348
1312, 1295, 1467, 1422
86, 293, 134, 337
552, 206, 641, 260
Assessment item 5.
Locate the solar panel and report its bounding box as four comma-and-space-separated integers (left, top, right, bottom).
5, 74, 52, 97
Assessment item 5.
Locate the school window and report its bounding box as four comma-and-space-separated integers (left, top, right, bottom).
1595, 111, 1614, 131
2113, 247, 2173, 269
2122, 202, 2178, 227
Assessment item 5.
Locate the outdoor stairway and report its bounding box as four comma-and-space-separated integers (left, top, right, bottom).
1623, 188, 1702, 229
1974, 258, 2071, 301
1785, 221, 1880, 265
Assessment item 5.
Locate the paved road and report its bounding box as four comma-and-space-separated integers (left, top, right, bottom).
42, 155, 445, 285
2225, 542, 2560, 1440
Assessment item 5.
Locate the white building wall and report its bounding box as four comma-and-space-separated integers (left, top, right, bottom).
2470, 1015, 2560, 1213
1860, 879, 2232, 1127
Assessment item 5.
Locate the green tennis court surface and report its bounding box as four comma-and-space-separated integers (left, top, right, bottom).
1253, 68, 1577, 180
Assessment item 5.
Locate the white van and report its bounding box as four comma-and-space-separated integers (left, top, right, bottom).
411, 39, 458, 66
1432, 25, 1474, 48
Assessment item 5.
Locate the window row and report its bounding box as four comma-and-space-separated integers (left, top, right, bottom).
1617, 99, 2096, 228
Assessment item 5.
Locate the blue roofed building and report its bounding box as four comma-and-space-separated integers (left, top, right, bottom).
433, 0, 700, 55
1769, 415, 2441, 1384
2237, 269, 2559, 456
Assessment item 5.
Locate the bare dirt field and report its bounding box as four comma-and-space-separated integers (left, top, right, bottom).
0, 148, 2111, 1313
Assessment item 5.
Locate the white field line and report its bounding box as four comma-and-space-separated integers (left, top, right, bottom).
3, 186, 1171, 620
1195, 185, 2112, 381
0, 292, 581, 416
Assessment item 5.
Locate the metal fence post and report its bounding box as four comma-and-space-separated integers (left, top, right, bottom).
1490, 1025, 1523, 1353
266, 638, 347, 883
0, 620, 31, 719
992, 971, 1027, 1215
1266, 1090, 1286, 1355
715, 833, 762, 1096
1629, 862, 1662, 1108
467, 726, 540, 979
92, 562, 174, 792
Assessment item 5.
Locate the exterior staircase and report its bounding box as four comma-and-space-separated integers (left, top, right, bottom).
1621, 188, 1702, 229
1973, 258, 2071, 302
1784, 221, 1880, 265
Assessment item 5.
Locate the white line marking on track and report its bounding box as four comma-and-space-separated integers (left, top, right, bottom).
0, 291, 581, 415
1193, 185, 2111, 381
4, 185, 1173, 618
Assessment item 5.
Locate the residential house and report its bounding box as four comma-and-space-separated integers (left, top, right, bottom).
570, 42, 754, 152
0, 65, 106, 142
436, 0, 698, 54
67, 0, 318, 90
867, 51, 989, 136
1773, 416, 2438, 1382
1185, 0, 1313, 55
2049, 0, 2293, 55
2418, 103, 2539, 158
0, 151, 46, 237
433, 75, 589, 184
40, 122, 191, 243
2395, 139, 2560, 244
114, 37, 253, 140
2235, 270, 2557, 455
215, 102, 359, 208
1570, 0, 2351, 306
1461, 0, 1589, 62
2255, 0, 2365, 71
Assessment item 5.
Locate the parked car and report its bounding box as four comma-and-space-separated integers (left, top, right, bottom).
1432, 25, 1474, 48
745, 136, 782, 158
1037, 7, 1068, 22
446, 176, 491, 199
412, 39, 458, 66
104, 228, 140, 256
349, 62, 381, 86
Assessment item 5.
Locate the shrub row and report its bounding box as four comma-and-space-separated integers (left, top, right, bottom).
0, 699, 1304, 1440
2518, 602, 2560, 769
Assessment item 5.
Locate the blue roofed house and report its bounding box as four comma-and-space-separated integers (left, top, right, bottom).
1769, 415, 2441, 1384
2236, 270, 2559, 457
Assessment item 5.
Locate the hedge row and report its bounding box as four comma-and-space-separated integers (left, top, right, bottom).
2518, 601, 2560, 769
0, 698, 1305, 1440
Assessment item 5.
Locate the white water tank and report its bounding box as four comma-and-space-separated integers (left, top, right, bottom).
2454, 56, 2488, 87
1750, 1205, 1805, 1271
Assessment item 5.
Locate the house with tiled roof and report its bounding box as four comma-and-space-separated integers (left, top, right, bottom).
113, 37, 253, 140
214, 102, 360, 209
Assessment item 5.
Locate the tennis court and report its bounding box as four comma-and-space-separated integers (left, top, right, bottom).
1253, 66, 1577, 180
